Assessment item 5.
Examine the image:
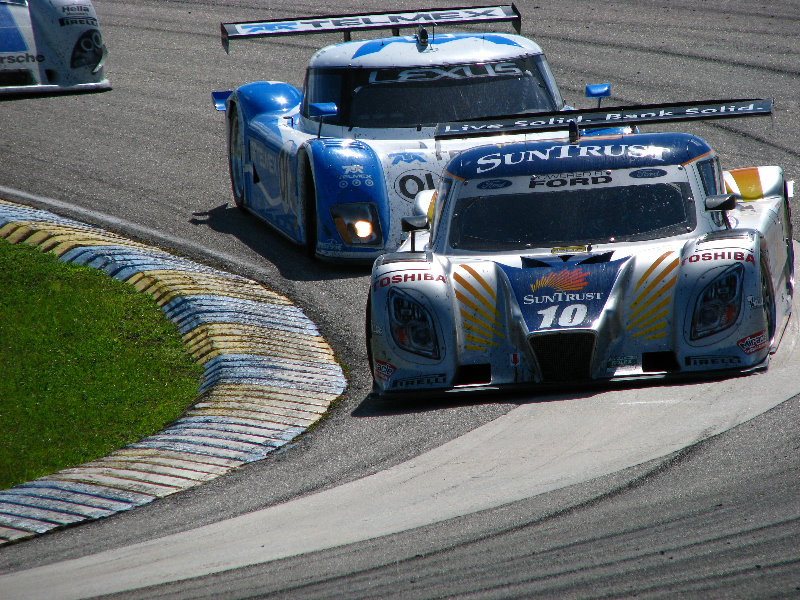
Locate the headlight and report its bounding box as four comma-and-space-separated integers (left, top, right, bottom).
690, 263, 743, 340
388, 289, 440, 359
71, 30, 105, 70
330, 203, 382, 247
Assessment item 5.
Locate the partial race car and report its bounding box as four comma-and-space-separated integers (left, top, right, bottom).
0, 0, 109, 96
366, 99, 795, 396
212, 5, 617, 261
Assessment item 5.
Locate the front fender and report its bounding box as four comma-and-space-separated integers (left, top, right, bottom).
233, 81, 302, 124
677, 230, 766, 355
305, 138, 390, 256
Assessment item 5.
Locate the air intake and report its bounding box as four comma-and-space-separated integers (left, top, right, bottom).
529, 331, 596, 382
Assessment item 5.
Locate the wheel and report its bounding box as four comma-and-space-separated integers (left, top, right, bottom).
300, 154, 317, 257
365, 292, 377, 391
227, 104, 246, 211
761, 261, 776, 343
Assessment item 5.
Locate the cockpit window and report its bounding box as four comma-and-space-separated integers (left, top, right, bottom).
447, 181, 696, 251
303, 54, 558, 128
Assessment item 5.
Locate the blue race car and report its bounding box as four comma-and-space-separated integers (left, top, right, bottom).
0, 0, 109, 95
212, 5, 613, 261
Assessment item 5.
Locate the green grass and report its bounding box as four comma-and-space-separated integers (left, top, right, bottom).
0, 239, 204, 489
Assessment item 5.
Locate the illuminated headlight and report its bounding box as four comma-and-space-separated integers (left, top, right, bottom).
388, 289, 440, 359
330, 203, 382, 247
691, 264, 744, 340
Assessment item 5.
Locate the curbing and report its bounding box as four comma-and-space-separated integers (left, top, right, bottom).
0, 199, 346, 545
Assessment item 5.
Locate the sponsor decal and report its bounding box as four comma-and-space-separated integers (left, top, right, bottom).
0, 54, 44, 64
435, 100, 771, 139
339, 164, 374, 188
529, 175, 612, 189
388, 152, 426, 165
476, 144, 669, 173
250, 140, 277, 176
62, 4, 91, 13
59, 16, 98, 26
477, 179, 512, 190
747, 295, 764, 308
551, 245, 591, 254
626, 251, 678, 341
352, 33, 521, 59
530, 268, 588, 293
374, 359, 396, 381
737, 330, 768, 354
510, 353, 520, 367
390, 373, 447, 389
501, 259, 625, 331
370, 62, 522, 85
607, 356, 638, 369
524, 291, 603, 305
454, 264, 505, 351
237, 7, 512, 36
372, 271, 446, 291
681, 249, 755, 266
685, 355, 742, 367
316, 238, 343, 252
630, 168, 668, 179
394, 170, 436, 201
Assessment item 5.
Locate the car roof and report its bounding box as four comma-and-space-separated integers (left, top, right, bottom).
307, 32, 543, 69
444, 132, 714, 179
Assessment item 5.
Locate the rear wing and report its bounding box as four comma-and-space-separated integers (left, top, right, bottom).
220, 4, 521, 53
434, 98, 773, 140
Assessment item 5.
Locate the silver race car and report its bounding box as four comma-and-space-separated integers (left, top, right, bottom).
0, 0, 109, 96
367, 100, 794, 396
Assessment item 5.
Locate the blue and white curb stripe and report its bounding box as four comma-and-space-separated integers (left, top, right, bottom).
0, 199, 346, 545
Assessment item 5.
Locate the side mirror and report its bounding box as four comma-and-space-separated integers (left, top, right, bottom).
705, 193, 737, 211
585, 83, 611, 108
308, 102, 338, 137
308, 102, 338, 118
401, 215, 429, 232
401, 215, 429, 252
413, 189, 436, 218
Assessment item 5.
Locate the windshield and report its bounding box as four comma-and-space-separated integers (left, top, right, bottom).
303, 55, 558, 128
447, 182, 696, 252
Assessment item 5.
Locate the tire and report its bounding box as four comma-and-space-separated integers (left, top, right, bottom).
300, 154, 317, 257
227, 104, 246, 211
761, 261, 776, 343
365, 292, 377, 391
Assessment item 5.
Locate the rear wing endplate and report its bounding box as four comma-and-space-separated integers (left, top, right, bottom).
434, 98, 773, 140
220, 4, 521, 53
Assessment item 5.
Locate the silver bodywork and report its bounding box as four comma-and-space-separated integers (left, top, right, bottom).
0, 0, 109, 96
367, 132, 794, 396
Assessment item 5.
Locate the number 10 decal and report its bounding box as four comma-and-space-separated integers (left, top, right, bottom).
537, 304, 588, 328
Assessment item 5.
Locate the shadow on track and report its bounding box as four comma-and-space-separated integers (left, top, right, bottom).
189, 202, 371, 283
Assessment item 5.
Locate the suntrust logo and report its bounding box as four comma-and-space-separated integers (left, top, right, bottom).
476, 144, 669, 173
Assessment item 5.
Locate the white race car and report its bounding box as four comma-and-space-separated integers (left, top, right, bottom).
212, 5, 618, 261
367, 99, 794, 396
0, 0, 109, 96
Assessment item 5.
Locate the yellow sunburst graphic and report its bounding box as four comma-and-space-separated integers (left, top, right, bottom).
454, 264, 505, 352
626, 251, 678, 340
529, 268, 589, 293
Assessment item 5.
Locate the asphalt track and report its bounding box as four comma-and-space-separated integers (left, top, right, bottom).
1, 1, 799, 598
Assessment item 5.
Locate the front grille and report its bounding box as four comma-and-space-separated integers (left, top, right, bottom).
529, 332, 596, 383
